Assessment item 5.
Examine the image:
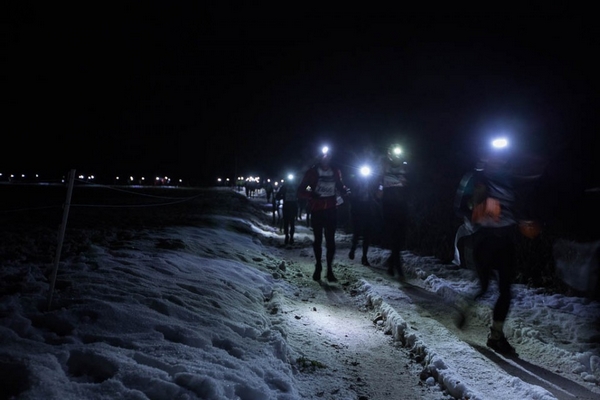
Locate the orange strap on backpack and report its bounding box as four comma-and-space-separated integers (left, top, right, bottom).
471, 197, 501, 224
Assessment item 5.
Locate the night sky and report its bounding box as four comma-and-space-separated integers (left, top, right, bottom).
4, 4, 597, 187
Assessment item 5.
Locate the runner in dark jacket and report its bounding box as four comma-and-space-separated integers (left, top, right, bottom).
275, 175, 298, 245
297, 146, 349, 282
376, 144, 410, 279
348, 164, 378, 266
455, 137, 546, 355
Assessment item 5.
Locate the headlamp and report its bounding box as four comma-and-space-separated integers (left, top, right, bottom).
491, 137, 509, 149
388, 144, 403, 160
359, 165, 371, 177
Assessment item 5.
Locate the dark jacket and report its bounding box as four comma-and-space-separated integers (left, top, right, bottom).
377, 157, 409, 205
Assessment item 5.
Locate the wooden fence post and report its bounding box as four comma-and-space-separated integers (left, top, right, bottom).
47, 169, 76, 311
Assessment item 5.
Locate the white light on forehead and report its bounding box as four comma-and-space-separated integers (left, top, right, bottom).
322, 146, 329, 155
393, 147, 402, 156
287, 174, 294, 180
491, 138, 508, 149
360, 166, 371, 176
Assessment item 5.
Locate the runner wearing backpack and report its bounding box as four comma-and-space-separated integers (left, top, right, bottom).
453, 137, 545, 355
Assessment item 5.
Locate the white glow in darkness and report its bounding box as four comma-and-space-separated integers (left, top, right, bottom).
492, 137, 509, 149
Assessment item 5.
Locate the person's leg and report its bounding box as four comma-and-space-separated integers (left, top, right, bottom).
454, 227, 497, 330
289, 203, 297, 243
455, 228, 491, 330
491, 227, 516, 335
493, 236, 515, 322
381, 203, 395, 274
364, 209, 373, 253
393, 221, 403, 265
361, 214, 371, 266
473, 229, 492, 299
478, 226, 517, 354
311, 211, 324, 280
396, 202, 408, 274
324, 208, 338, 281
282, 206, 290, 244
387, 215, 405, 277
349, 211, 358, 259
283, 212, 290, 235
389, 242, 401, 275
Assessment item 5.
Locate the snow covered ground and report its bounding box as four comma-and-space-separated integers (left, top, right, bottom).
0, 185, 598, 399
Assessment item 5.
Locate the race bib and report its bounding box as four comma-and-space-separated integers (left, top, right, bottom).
316, 168, 336, 197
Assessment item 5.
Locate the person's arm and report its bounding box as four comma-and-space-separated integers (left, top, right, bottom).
374, 158, 386, 199
511, 153, 548, 182
296, 169, 315, 200
374, 171, 384, 200
335, 168, 350, 196
275, 186, 284, 200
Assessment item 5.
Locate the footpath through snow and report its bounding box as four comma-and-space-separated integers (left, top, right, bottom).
254, 193, 600, 400
1, 186, 598, 400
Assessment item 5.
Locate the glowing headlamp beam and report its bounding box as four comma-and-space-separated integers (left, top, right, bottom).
491, 138, 508, 149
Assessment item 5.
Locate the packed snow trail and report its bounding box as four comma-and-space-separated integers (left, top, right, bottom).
253, 194, 600, 400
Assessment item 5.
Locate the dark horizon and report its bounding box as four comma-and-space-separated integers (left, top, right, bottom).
4, 5, 598, 188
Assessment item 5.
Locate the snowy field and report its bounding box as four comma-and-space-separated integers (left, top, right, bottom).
0, 184, 598, 399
